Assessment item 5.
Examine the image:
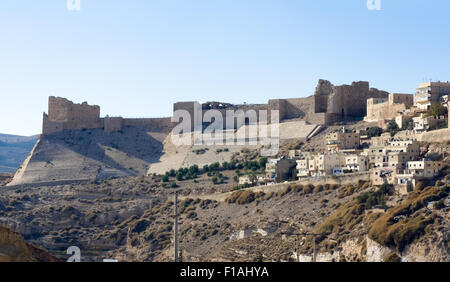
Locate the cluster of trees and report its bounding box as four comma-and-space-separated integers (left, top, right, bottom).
211, 172, 225, 185
162, 165, 200, 183
367, 122, 400, 138
161, 157, 268, 185
202, 157, 268, 174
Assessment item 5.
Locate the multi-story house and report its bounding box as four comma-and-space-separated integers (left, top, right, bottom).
326, 127, 360, 152
412, 114, 446, 133
345, 154, 368, 172
396, 160, 444, 194
297, 152, 347, 177
415, 81, 450, 110
266, 158, 297, 183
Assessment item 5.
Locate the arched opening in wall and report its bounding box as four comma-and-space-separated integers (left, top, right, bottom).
245, 117, 250, 125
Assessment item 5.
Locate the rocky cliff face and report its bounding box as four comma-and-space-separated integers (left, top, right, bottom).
0, 226, 59, 262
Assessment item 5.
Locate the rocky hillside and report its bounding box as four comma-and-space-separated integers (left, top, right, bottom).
1, 142, 448, 262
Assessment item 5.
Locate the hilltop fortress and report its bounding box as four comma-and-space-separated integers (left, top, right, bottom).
9, 79, 390, 186
174, 79, 389, 130
43, 97, 172, 134
42, 79, 389, 135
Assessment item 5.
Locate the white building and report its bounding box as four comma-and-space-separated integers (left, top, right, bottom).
345, 154, 368, 172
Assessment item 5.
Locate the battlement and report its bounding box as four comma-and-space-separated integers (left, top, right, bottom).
173, 79, 390, 129
42, 79, 390, 135
42, 97, 172, 134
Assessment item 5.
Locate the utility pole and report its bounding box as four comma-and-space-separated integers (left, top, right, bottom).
312, 234, 316, 263
173, 191, 179, 262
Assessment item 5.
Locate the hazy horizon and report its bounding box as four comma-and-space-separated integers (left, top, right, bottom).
1, 0, 450, 136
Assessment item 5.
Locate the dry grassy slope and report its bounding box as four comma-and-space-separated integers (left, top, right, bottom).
0, 137, 448, 262
0, 168, 448, 262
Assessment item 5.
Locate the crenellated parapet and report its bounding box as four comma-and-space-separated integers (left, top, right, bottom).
42, 96, 172, 135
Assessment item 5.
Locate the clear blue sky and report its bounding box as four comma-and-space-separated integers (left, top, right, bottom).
1, 0, 449, 136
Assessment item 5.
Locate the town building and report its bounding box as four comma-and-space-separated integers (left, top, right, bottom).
370, 132, 392, 147
371, 167, 397, 186
412, 114, 446, 133
239, 175, 256, 186
415, 81, 450, 110
326, 127, 360, 152
365, 93, 413, 122
266, 158, 297, 183
288, 150, 312, 160
296, 152, 351, 177
344, 154, 368, 172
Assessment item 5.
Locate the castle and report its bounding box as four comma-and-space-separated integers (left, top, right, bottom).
42, 79, 389, 135
42, 97, 172, 134
173, 79, 389, 131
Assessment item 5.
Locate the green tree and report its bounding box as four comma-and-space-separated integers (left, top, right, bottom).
386, 120, 399, 136
366, 127, 383, 138
426, 103, 447, 117
258, 157, 268, 169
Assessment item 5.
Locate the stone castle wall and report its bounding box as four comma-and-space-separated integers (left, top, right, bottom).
43, 97, 173, 135
325, 81, 389, 118
174, 80, 390, 129
174, 101, 269, 130
43, 79, 391, 135
45, 97, 102, 133
365, 93, 414, 122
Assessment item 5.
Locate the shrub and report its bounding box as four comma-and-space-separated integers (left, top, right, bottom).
367, 127, 383, 138
316, 200, 365, 237
314, 185, 324, 193
225, 190, 264, 205
386, 120, 399, 135
383, 252, 401, 262
426, 103, 447, 117
303, 184, 314, 194
434, 199, 445, 210
357, 183, 393, 209
368, 186, 448, 251
414, 181, 426, 191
